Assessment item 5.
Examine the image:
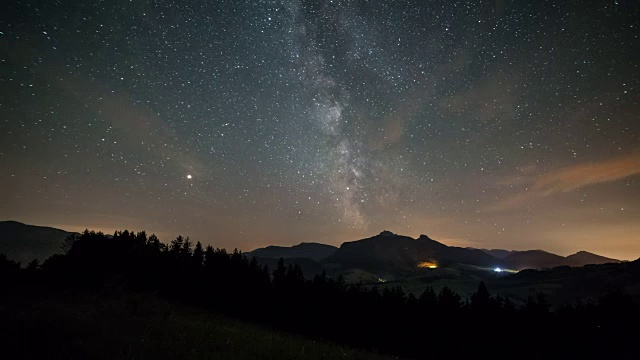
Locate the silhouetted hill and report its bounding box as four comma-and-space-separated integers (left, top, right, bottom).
242, 231, 625, 276
320, 232, 622, 275
0, 221, 75, 264
499, 258, 640, 304
250, 257, 325, 280
3, 226, 638, 358
325, 231, 419, 274
246, 242, 337, 262
502, 250, 566, 270
479, 249, 513, 259
500, 250, 621, 271
324, 231, 501, 274
565, 251, 620, 267
417, 235, 499, 267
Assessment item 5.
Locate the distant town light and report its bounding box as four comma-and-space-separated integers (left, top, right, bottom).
494, 267, 503, 272
417, 261, 438, 269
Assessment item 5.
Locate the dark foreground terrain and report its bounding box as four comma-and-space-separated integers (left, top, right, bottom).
0, 288, 391, 360
1, 229, 638, 359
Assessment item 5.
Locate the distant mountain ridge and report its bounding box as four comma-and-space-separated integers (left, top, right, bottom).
2, 221, 622, 272
245, 242, 337, 262
479, 249, 620, 270
565, 251, 620, 267
248, 230, 621, 274
325, 231, 501, 274
501, 250, 567, 270
479, 249, 514, 259
0, 221, 76, 265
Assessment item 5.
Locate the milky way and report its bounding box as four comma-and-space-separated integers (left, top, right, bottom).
1, 1, 639, 259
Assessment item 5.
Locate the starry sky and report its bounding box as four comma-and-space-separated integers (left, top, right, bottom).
1, 1, 639, 260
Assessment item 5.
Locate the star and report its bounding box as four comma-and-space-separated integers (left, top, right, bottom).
1, 1, 637, 260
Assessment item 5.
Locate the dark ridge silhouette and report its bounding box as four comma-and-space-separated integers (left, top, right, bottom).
0, 220, 77, 265
565, 250, 620, 267
245, 242, 337, 262
416, 234, 500, 268
328, 231, 622, 272
325, 231, 501, 274
502, 250, 567, 270
1, 228, 638, 359
479, 248, 514, 258
2, 222, 620, 272
499, 249, 621, 270
479, 249, 621, 270
325, 231, 419, 273
503, 259, 640, 304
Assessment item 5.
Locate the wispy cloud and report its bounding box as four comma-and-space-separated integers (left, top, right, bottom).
487, 153, 640, 212
484, 192, 533, 212
55, 76, 211, 180
533, 154, 640, 194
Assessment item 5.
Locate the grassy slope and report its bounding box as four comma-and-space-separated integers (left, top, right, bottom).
0, 289, 394, 360
364, 263, 567, 306
375, 261, 640, 307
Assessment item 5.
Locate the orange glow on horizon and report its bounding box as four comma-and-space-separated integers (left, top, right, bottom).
417, 261, 438, 269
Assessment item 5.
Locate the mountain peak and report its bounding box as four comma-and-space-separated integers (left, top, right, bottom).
565, 251, 620, 266
0, 221, 75, 264
378, 230, 395, 236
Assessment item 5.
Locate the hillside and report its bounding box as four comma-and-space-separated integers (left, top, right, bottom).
565, 251, 620, 267
480, 249, 513, 259
416, 235, 499, 268
502, 250, 567, 270
246, 242, 337, 262
292, 231, 625, 277
2, 227, 637, 358
0, 221, 75, 265
325, 231, 501, 275
2, 221, 623, 275
0, 290, 391, 360
496, 258, 640, 304
325, 231, 418, 274
499, 250, 621, 271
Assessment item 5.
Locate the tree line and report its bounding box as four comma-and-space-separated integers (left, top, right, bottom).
1, 229, 638, 358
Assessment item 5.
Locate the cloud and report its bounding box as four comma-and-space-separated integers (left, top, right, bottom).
487, 153, 640, 212
533, 153, 640, 194
54, 76, 211, 180
484, 192, 533, 213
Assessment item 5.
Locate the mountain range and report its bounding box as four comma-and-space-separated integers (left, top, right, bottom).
0, 222, 621, 273
0, 221, 76, 265
248, 230, 621, 274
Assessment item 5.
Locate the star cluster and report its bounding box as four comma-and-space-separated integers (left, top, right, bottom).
1, 1, 639, 259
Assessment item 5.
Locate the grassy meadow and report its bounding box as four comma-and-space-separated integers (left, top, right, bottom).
0, 289, 395, 360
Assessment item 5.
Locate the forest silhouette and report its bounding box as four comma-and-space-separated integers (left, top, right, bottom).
1, 229, 638, 358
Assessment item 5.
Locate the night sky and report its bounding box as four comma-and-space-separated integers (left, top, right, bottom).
1, 1, 639, 259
